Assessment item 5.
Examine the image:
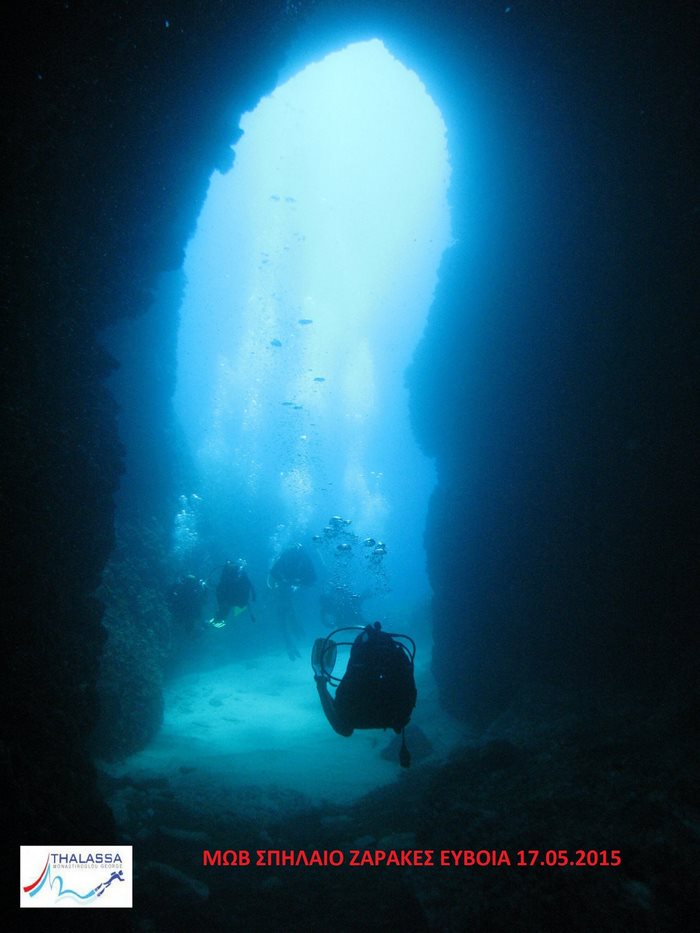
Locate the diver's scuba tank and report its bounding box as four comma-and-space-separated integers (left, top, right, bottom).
311, 623, 417, 767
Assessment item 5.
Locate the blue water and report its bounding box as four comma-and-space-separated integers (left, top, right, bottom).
172, 39, 452, 611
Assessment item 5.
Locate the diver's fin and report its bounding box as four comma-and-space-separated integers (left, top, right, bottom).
209, 618, 227, 629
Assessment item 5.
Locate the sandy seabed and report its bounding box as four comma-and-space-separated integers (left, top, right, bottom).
101, 637, 467, 820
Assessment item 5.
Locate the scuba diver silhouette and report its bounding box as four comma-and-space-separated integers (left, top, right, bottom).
209, 558, 256, 628
94, 870, 125, 897
167, 573, 207, 635
312, 621, 417, 767
268, 544, 317, 660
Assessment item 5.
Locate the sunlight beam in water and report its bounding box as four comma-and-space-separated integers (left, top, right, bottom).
175, 38, 452, 603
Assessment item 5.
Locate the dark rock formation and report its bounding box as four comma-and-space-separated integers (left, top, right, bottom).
407, 3, 699, 724
4, 0, 697, 895
91, 517, 172, 760
101, 706, 700, 931
3, 0, 300, 852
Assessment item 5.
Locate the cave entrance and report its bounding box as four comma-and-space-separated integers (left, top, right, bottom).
98, 36, 460, 807
173, 38, 452, 612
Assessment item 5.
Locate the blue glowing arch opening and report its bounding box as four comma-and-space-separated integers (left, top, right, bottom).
174, 38, 452, 606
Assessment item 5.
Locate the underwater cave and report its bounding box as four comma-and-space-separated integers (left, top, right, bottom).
8, 1, 698, 928
174, 38, 452, 602
98, 35, 459, 804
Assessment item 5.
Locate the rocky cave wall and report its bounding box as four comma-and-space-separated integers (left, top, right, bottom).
4, 0, 309, 848
407, 2, 699, 723
4, 0, 697, 850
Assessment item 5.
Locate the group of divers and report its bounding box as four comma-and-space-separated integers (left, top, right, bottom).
167, 517, 417, 766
